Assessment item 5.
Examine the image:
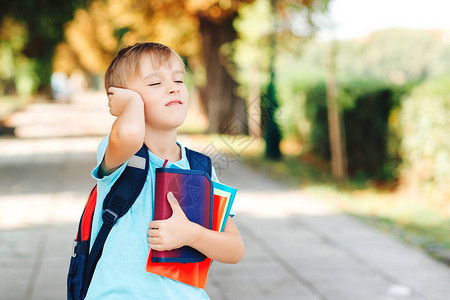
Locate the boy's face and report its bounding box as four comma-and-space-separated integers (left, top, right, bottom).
127, 55, 189, 131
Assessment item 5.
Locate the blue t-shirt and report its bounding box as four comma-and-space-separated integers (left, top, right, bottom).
86, 136, 219, 300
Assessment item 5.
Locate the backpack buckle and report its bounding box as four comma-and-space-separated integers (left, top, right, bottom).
72, 240, 89, 257
72, 240, 77, 257
103, 208, 119, 225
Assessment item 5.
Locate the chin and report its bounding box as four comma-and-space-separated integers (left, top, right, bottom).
172, 112, 188, 127
163, 117, 187, 130
148, 110, 187, 129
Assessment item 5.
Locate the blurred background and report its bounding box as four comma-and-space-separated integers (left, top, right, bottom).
1, 0, 450, 298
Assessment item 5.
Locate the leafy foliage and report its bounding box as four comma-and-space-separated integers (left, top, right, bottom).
232, 0, 330, 158
291, 29, 450, 85
399, 76, 450, 199
0, 0, 88, 92
337, 29, 448, 83
304, 80, 406, 180
55, 0, 257, 76
273, 28, 450, 185
0, 18, 39, 95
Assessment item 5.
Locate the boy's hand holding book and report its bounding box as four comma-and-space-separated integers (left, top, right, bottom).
148, 192, 198, 251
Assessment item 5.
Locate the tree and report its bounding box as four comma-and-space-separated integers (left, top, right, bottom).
56, 0, 330, 138
57, 0, 251, 133
186, 1, 252, 134
325, 41, 347, 179
233, 0, 272, 139
0, 0, 89, 93
138, 0, 254, 134
0, 18, 32, 95
233, 0, 330, 159
262, 0, 283, 160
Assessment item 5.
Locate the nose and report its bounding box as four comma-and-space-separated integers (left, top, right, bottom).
168, 83, 180, 94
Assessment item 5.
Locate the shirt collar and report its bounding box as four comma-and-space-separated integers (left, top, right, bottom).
147, 141, 187, 168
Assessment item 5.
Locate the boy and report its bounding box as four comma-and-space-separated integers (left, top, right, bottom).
88, 42, 244, 299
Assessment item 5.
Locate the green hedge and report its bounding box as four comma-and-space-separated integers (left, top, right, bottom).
305, 80, 405, 180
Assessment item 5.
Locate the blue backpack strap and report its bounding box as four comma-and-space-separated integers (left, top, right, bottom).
185, 147, 212, 177
82, 145, 149, 296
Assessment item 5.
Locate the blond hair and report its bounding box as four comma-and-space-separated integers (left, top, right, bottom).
104, 42, 184, 92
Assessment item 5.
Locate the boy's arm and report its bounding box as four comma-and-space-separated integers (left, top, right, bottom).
188, 216, 244, 264
100, 87, 145, 176
148, 192, 245, 264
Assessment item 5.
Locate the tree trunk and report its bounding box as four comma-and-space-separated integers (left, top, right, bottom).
326, 42, 347, 180
198, 15, 247, 135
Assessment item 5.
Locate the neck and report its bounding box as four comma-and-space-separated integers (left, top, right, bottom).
144, 128, 181, 162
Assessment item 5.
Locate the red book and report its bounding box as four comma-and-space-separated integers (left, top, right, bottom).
151, 168, 213, 263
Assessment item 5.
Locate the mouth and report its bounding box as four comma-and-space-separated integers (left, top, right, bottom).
165, 100, 183, 106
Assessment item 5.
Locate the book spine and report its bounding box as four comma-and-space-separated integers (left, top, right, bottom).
154, 171, 172, 221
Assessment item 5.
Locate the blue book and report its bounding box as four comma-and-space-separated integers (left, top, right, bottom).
152, 167, 213, 263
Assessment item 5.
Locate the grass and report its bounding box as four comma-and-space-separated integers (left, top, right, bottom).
213, 136, 450, 265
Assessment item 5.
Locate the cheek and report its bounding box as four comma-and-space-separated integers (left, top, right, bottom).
184, 89, 189, 105
141, 92, 160, 111
142, 98, 160, 121
143, 103, 160, 121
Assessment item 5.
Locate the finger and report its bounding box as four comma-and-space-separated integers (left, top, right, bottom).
148, 236, 161, 245
167, 191, 178, 203
167, 192, 184, 217
148, 228, 160, 237
167, 192, 180, 208
149, 221, 161, 229
149, 244, 166, 251
108, 86, 117, 94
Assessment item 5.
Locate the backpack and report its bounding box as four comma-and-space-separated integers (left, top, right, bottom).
67, 144, 212, 300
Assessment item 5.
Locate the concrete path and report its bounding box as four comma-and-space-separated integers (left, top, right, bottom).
1, 92, 450, 300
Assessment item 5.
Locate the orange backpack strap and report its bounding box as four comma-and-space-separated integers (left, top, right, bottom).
80, 186, 98, 242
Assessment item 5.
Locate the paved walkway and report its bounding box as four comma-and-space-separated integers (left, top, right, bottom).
1, 92, 450, 300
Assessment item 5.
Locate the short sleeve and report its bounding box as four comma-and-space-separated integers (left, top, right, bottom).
91, 135, 127, 186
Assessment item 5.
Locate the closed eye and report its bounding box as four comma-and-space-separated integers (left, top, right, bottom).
149, 82, 160, 86
175, 80, 184, 83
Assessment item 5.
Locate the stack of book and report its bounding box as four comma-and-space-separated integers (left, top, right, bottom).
146, 161, 237, 288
